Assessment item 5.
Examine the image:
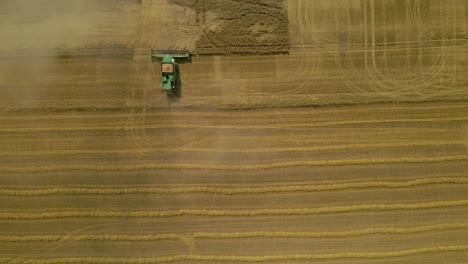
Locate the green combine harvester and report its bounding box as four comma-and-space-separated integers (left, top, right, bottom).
150, 49, 191, 97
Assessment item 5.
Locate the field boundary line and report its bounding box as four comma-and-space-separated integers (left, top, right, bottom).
1, 140, 466, 156
1, 116, 467, 133
1, 245, 467, 263
1, 176, 467, 196
2, 155, 468, 172
0, 200, 467, 219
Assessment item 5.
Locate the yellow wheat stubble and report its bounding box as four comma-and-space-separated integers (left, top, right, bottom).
1, 116, 467, 133
0, 200, 467, 219
2, 223, 467, 242
1, 176, 467, 196
1, 155, 468, 173
1, 245, 467, 263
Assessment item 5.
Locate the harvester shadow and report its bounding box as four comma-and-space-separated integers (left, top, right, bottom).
166, 64, 182, 103
166, 57, 191, 103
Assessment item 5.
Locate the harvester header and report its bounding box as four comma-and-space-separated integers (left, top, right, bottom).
150, 49, 191, 59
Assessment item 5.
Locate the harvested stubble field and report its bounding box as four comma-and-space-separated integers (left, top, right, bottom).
0, 0, 467, 263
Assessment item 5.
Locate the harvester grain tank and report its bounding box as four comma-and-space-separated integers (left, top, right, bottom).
150, 49, 191, 96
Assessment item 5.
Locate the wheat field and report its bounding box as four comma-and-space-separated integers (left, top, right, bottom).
0, 0, 467, 263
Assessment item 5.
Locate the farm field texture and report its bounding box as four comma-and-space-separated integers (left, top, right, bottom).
0, 0, 467, 263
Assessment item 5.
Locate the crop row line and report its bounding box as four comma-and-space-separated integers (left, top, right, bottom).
290, 38, 468, 48
2, 245, 467, 263
1, 200, 467, 219
2, 155, 467, 173
1, 140, 466, 156
291, 43, 466, 54
1, 116, 467, 133
1, 222, 467, 242
1, 176, 466, 196
0, 103, 466, 120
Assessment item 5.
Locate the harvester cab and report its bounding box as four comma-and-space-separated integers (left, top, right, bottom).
150, 49, 191, 97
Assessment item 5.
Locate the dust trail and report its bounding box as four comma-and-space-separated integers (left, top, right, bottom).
2, 223, 467, 241
0, 245, 467, 263
1, 155, 467, 173
0, 0, 140, 115
2, 140, 466, 156
0, 0, 139, 50
0, 200, 467, 219
1, 176, 467, 196
1, 116, 468, 133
